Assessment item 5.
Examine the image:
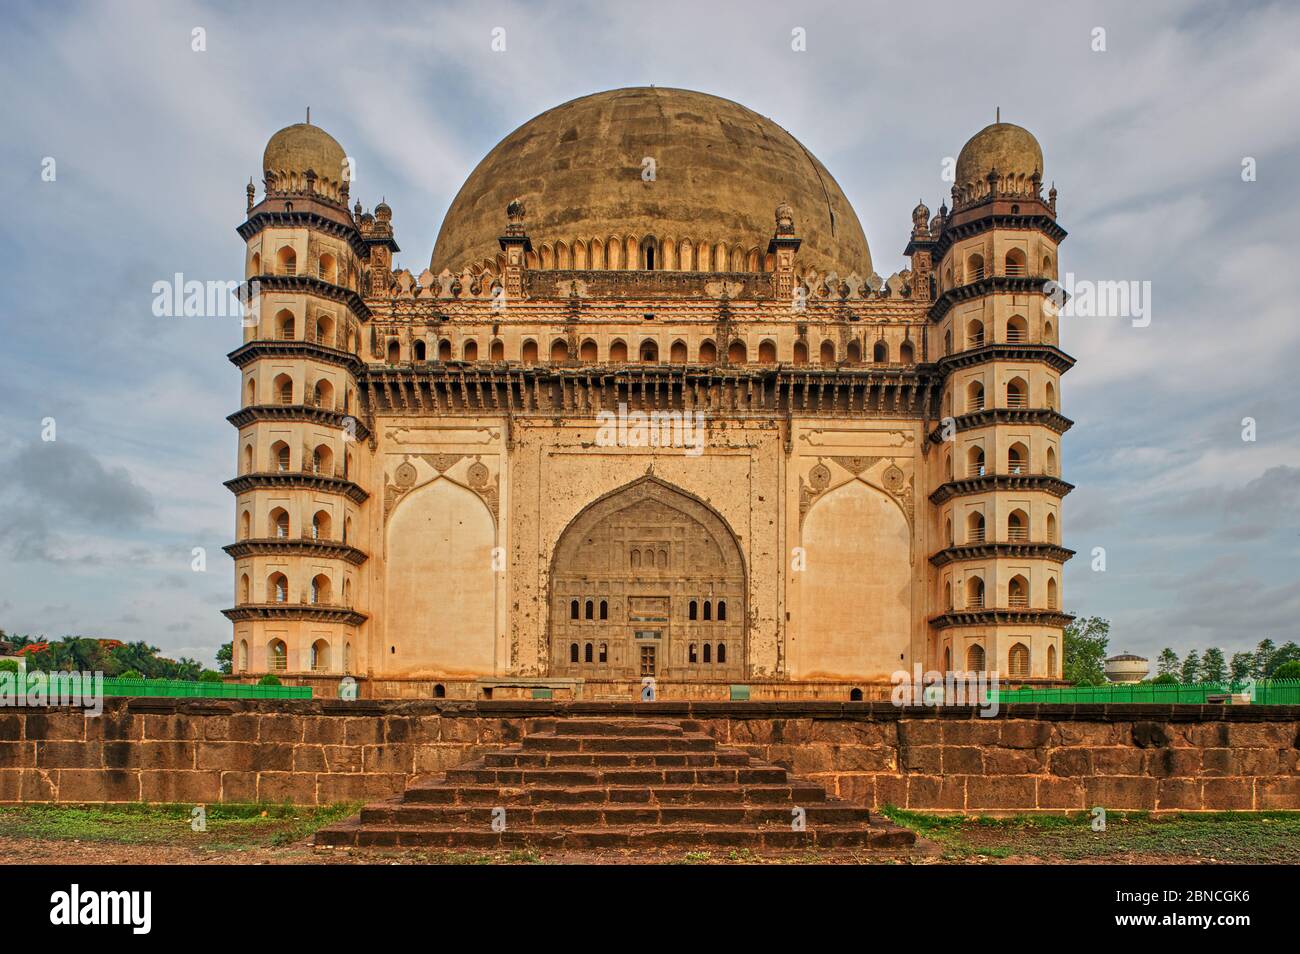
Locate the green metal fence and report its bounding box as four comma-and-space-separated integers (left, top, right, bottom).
98, 678, 312, 699
992, 679, 1300, 705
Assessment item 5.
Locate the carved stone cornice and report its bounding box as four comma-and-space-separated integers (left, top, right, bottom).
932, 209, 1067, 259
224, 472, 370, 504
929, 474, 1074, 505
927, 408, 1073, 443
927, 277, 1060, 323
223, 538, 369, 566
243, 276, 372, 320
226, 404, 370, 440
239, 206, 367, 258
928, 542, 1075, 568
227, 340, 366, 375
221, 604, 368, 626
928, 608, 1074, 629
936, 343, 1076, 375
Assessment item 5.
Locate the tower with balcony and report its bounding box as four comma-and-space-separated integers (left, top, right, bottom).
925, 120, 1074, 683
222, 120, 371, 681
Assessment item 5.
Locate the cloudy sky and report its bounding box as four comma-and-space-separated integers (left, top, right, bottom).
1, 0, 1297, 668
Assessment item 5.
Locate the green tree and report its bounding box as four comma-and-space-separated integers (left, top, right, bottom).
216, 641, 233, 675
1200, 647, 1226, 683
1156, 648, 1180, 678
1230, 652, 1254, 682
1253, 639, 1276, 679
1150, 672, 1178, 685
1181, 650, 1201, 683
1268, 641, 1300, 675
1062, 616, 1109, 686
1272, 660, 1300, 681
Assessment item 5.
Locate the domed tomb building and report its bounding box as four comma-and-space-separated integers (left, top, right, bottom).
224, 88, 1074, 698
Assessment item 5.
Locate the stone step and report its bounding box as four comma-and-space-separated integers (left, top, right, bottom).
520, 733, 717, 753
315, 819, 916, 850
482, 749, 752, 768
550, 720, 687, 737
401, 782, 830, 806
443, 764, 791, 787
361, 803, 871, 827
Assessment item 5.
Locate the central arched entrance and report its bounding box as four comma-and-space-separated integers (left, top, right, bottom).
549, 476, 746, 681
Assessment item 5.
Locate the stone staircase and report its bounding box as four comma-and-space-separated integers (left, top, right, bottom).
315, 717, 916, 851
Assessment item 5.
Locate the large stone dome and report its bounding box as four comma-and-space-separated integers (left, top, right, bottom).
262, 122, 347, 184
955, 122, 1043, 192
430, 87, 872, 278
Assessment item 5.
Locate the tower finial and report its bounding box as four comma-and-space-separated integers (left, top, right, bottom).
996, 106, 1000, 123
306, 106, 311, 124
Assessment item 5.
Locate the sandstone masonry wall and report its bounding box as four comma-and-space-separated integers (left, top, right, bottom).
2, 699, 1297, 812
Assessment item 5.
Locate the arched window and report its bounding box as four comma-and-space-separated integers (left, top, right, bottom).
580, 339, 598, 362
271, 508, 289, 539
609, 339, 628, 362
318, 252, 338, 283
312, 511, 330, 540
238, 639, 248, 672
1006, 377, 1028, 408
943, 329, 952, 355
849, 687, 863, 701
386, 339, 400, 363
550, 338, 570, 362
943, 646, 952, 672
967, 643, 986, 671
967, 380, 985, 412
412, 339, 427, 361
569, 643, 579, 663
965, 252, 984, 282
270, 444, 291, 475
966, 319, 984, 348
311, 638, 331, 672
1009, 642, 1030, 678
759, 340, 777, 364
1047, 577, 1059, 610
463, 339, 478, 361
944, 516, 953, 547
1007, 509, 1028, 542
699, 340, 717, 363
641, 339, 659, 363
1045, 381, 1057, 410
249, 251, 261, 277
1008, 575, 1029, 608
1046, 446, 1058, 476
268, 639, 287, 671
703, 644, 712, 663
521, 339, 538, 364
820, 340, 836, 366
268, 573, 288, 604
846, 339, 861, 363
245, 377, 257, 407
966, 576, 985, 609
599, 600, 608, 620
967, 445, 985, 478
569, 599, 579, 620
717, 601, 726, 621
670, 340, 688, 363
310, 574, 331, 604
1006, 316, 1028, 344
240, 510, 251, 540
239, 573, 250, 603
584, 643, 593, 663
717, 643, 726, 663
275, 246, 297, 276
967, 510, 985, 544
585, 600, 594, 620
900, 341, 915, 364
242, 444, 253, 475
689, 643, 698, 663
630, 549, 641, 568
438, 338, 453, 361
1046, 512, 1058, 544
274, 373, 293, 405
873, 340, 889, 363
1004, 248, 1027, 277
727, 339, 746, 363
1047, 643, 1058, 677
491, 339, 505, 361
703, 601, 712, 621
1008, 442, 1028, 474
689, 600, 698, 621
793, 340, 808, 365
598, 643, 608, 663
313, 379, 334, 409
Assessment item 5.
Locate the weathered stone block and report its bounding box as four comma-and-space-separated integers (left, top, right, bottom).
140, 770, 221, 803
1201, 777, 1254, 810
1085, 776, 1157, 810
907, 775, 966, 810
966, 775, 1036, 810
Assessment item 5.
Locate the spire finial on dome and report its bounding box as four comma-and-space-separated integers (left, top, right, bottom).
996, 106, 1000, 123
306, 106, 311, 125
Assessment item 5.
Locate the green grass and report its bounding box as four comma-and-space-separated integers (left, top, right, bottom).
0, 802, 361, 850
881, 807, 1300, 863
